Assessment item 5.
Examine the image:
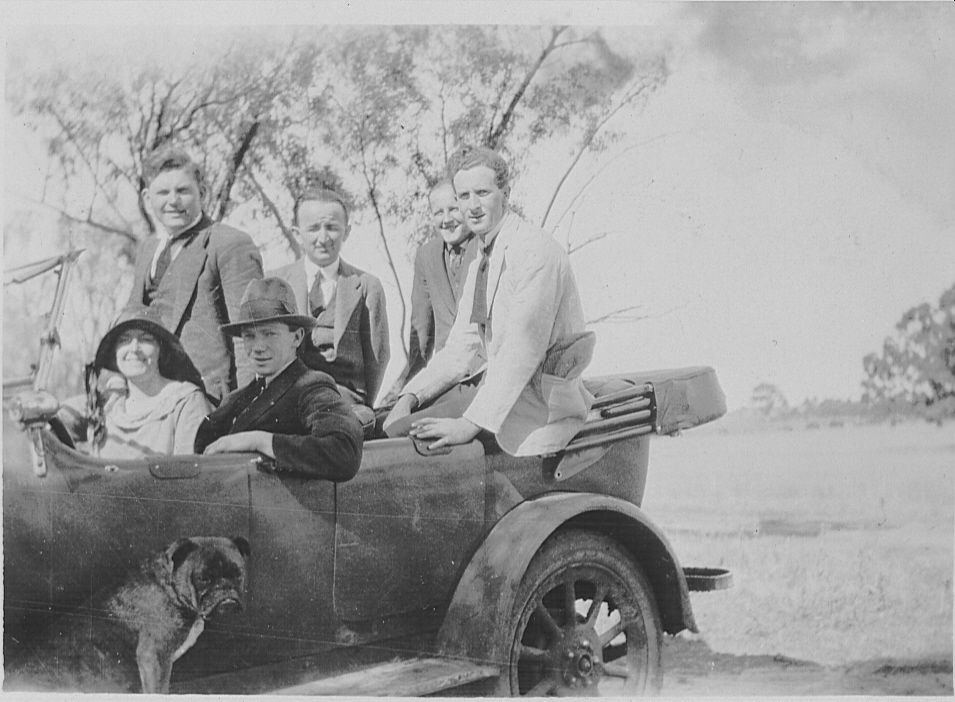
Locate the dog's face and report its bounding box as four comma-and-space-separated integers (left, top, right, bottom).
165, 536, 250, 618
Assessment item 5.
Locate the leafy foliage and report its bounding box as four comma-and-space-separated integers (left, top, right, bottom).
7, 26, 669, 385
862, 283, 955, 422
750, 382, 790, 418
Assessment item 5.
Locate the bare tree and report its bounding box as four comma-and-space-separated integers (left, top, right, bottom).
8, 26, 672, 387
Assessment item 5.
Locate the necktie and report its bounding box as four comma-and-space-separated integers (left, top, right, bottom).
152, 240, 173, 284
308, 275, 325, 316
152, 226, 197, 285
447, 244, 465, 275
470, 238, 495, 327
253, 376, 267, 398
233, 376, 267, 429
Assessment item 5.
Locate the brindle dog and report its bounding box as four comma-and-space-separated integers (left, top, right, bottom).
5, 536, 250, 693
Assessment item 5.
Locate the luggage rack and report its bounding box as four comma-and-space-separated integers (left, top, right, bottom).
565, 382, 656, 452
546, 381, 657, 481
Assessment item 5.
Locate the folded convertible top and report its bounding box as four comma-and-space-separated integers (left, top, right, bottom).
583, 366, 726, 437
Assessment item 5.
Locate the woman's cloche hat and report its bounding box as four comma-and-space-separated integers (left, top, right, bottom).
93, 306, 205, 388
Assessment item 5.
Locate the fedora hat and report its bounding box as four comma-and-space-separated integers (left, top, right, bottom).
94, 306, 204, 389
221, 277, 317, 336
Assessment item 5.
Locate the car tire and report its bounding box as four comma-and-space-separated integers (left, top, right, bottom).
496, 528, 663, 697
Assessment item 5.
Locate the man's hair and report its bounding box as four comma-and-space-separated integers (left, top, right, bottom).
430, 178, 454, 194
447, 145, 509, 190
293, 187, 349, 228
142, 146, 203, 187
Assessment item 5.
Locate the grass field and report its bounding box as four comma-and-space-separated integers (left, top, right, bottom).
642, 422, 953, 667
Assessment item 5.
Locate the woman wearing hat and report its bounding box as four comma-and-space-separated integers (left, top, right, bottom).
81, 308, 212, 458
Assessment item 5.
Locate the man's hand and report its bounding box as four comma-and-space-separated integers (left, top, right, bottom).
409, 416, 480, 450
202, 430, 274, 458
383, 393, 418, 436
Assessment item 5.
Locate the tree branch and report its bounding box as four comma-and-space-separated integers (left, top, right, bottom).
357, 130, 409, 362
439, 91, 450, 167
212, 120, 261, 221
488, 26, 567, 149
587, 305, 648, 325
541, 68, 665, 229
551, 131, 680, 233
17, 194, 137, 244
587, 303, 686, 326
244, 170, 299, 256
568, 230, 613, 255
47, 107, 135, 228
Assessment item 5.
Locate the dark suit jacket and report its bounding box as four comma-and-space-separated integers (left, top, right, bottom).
125, 215, 263, 400
270, 258, 390, 406
193, 359, 363, 480
399, 234, 479, 387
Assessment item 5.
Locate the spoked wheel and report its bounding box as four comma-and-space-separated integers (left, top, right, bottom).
503, 530, 662, 696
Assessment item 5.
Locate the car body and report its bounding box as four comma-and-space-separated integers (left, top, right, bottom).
2, 253, 728, 695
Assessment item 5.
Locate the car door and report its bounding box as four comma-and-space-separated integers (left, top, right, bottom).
2, 425, 253, 679
239, 462, 338, 663
331, 438, 488, 631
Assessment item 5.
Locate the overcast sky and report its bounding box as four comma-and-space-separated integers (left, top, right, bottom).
4, 2, 953, 409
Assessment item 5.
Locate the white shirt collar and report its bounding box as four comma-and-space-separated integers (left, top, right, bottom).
304, 257, 341, 285
481, 211, 510, 251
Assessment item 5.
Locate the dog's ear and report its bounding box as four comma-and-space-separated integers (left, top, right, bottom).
231, 536, 251, 559
167, 538, 200, 572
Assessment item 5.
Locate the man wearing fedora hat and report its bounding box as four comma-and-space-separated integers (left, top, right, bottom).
193, 278, 364, 480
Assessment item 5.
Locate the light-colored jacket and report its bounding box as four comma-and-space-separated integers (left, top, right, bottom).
403, 212, 594, 456
99, 381, 211, 459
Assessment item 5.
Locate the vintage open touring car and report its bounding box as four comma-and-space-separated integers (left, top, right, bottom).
3, 251, 730, 696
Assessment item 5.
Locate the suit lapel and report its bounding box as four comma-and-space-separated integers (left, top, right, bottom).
426, 238, 457, 313
230, 361, 303, 433
161, 216, 212, 333
334, 259, 362, 348
485, 213, 511, 318
212, 381, 261, 431
134, 238, 161, 302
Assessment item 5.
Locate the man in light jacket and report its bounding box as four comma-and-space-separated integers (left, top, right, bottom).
384, 145, 594, 456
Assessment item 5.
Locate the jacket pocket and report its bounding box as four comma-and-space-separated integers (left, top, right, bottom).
540, 372, 588, 424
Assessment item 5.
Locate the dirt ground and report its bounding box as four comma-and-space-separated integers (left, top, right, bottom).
662, 635, 954, 697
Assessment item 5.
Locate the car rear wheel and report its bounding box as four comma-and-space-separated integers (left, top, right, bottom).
502, 529, 663, 696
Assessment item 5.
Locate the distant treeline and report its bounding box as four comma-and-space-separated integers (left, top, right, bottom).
747, 381, 949, 428
747, 282, 955, 427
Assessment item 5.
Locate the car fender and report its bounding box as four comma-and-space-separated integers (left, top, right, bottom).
436, 490, 696, 664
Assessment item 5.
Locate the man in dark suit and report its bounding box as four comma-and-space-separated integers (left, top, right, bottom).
390, 180, 479, 393
270, 188, 389, 417
125, 146, 263, 401
194, 277, 364, 480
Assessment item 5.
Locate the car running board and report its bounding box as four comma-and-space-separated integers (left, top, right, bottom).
269, 656, 500, 696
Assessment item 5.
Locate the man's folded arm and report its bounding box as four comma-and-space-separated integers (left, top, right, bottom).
271, 384, 365, 481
